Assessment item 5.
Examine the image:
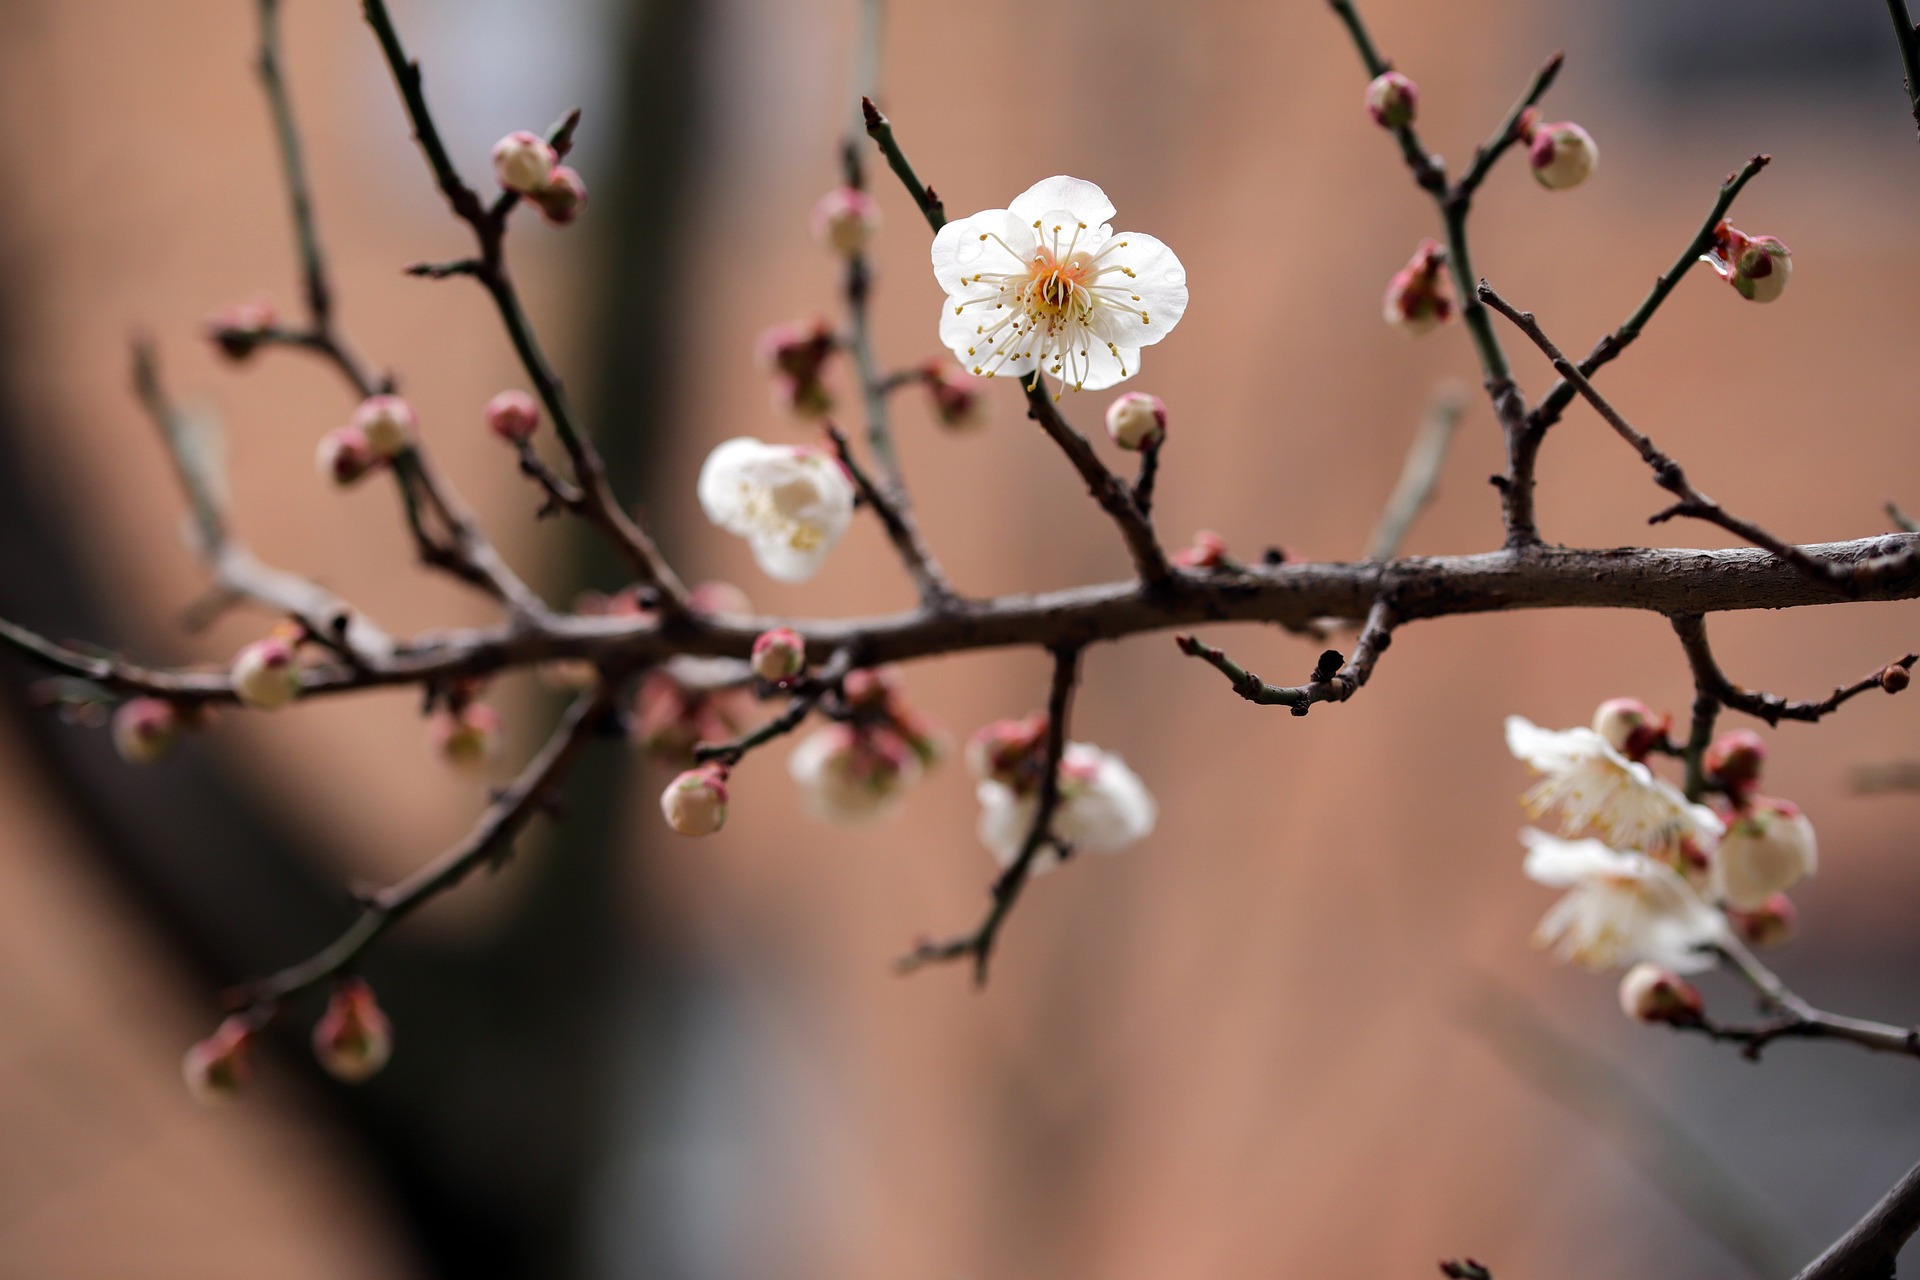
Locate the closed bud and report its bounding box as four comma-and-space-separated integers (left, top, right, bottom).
923, 362, 986, 430
205, 298, 278, 361
1104, 391, 1167, 451
315, 426, 379, 487
1618, 962, 1704, 1024
429, 702, 500, 771
966, 713, 1049, 790
788, 723, 921, 823
841, 665, 902, 713
112, 697, 181, 764
1717, 795, 1817, 909
1592, 696, 1664, 761
1704, 728, 1767, 795
1885, 663, 1912, 694
532, 165, 587, 226
810, 186, 881, 258
1728, 891, 1798, 948
485, 389, 541, 444
350, 395, 416, 459
1383, 239, 1455, 336
231, 637, 301, 710
491, 130, 556, 195
1365, 70, 1418, 128
756, 320, 837, 419
312, 978, 394, 1083
182, 1017, 255, 1104
1527, 121, 1598, 191
1173, 529, 1231, 570
662, 765, 729, 836
1731, 235, 1791, 304
750, 627, 807, 683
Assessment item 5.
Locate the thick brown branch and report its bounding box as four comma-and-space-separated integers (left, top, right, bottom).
1797, 1157, 1920, 1280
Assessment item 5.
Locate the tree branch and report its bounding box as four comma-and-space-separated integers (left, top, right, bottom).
1670, 613, 1914, 728
1797, 1156, 1920, 1280
1885, 0, 1920, 143
825, 424, 957, 608
861, 97, 945, 231
1023, 379, 1174, 589
1176, 598, 1396, 713
1368, 382, 1464, 560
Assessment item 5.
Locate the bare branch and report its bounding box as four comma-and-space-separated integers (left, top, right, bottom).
861, 97, 945, 231
1368, 382, 1464, 560
1177, 598, 1396, 713
1885, 0, 1920, 143
824, 425, 958, 609
1797, 1156, 1920, 1280
1665, 936, 1920, 1062
1453, 51, 1564, 201
693, 650, 854, 767
1671, 613, 1914, 729
1023, 379, 1174, 589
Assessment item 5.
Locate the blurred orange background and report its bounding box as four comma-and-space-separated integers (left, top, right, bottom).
0, 1, 1916, 1276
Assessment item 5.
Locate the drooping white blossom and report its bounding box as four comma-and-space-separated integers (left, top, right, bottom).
1714, 796, 1817, 910
932, 176, 1187, 392
1522, 829, 1726, 973
1506, 715, 1722, 856
787, 723, 922, 824
975, 741, 1156, 873
697, 437, 856, 583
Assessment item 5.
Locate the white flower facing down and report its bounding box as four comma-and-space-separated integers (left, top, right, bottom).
932, 176, 1188, 392
1522, 829, 1726, 973
787, 723, 922, 824
697, 438, 855, 583
976, 742, 1156, 873
1506, 715, 1722, 857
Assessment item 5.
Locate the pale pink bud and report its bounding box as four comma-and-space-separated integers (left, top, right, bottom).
182, 1017, 255, 1104
231, 637, 301, 710
750, 627, 807, 683
688, 580, 753, 616
1728, 892, 1798, 948
112, 697, 180, 764
757, 319, 837, 418
1717, 795, 1817, 910
205, 297, 278, 361
1173, 529, 1231, 570
315, 426, 379, 487
1105, 391, 1167, 451
1383, 239, 1455, 336
787, 723, 920, 823
350, 394, 416, 460
1731, 235, 1791, 304
923, 362, 986, 430
1365, 71, 1418, 128
1618, 963, 1704, 1024
532, 165, 588, 226
1527, 121, 1598, 191
966, 713, 1049, 790
485, 390, 541, 444
1705, 729, 1767, 796
1592, 697, 1666, 761
429, 702, 501, 771
810, 186, 881, 257
841, 665, 902, 712
491, 130, 556, 195
662, 765, 729, 836
312, 978, 394, 1083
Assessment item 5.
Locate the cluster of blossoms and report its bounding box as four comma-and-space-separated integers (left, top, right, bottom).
1508, 699, 1819, 1024
184, 977, 394, 1102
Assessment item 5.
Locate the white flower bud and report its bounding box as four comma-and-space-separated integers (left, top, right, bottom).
112, 697, 180, 764
810, 186, 880, 258
697, 438, 856, 582
350, 395, 416, 460
1716, 796, 1817, 910
788, 724, 921, 824
231, 637, 301, 710
1527, 121, 1598, 191
1104, 391, 1167, 451
662, 766, 730, 836
1365, 71, 1418, 129
1591, 696, 1660, 760
1618, 962, 1703, 1024
315, 426, 378, 487
750, 627, 806, 683
532, 165, 587, 226
491, 130, 556, 195
1732, 236, 1791, 304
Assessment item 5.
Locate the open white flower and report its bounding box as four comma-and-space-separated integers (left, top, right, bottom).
1522, 829, 1725, 973
932, 176, 1187, 392
976, 742, 1156, 873
1506, 715, 1721, 856
697, 438, 855, 582
788, 723, 922, 824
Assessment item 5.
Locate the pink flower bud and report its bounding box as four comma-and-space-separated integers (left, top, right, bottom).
966, 713, 1049, 790
1592, 697, 1666, 761
1105, 391, 1167, 451
312, 978, 394, 1083
788, 723, 920, 823
532, 165, 588, 226
1705, 729, 1767, 796
1618, 962, 1704, 1024
492, 130, 557, 195
1365, 71, 1418, 128
1731, 235, 1791, 304
1173, 529, 1231, 570
1382, 239, 1455, 336
485, 390, 541, 444
350, 395, 416, 460
1717, 795, 1817, 910
750, 627, 807, 683
841, 665, 902, 712
112, 697, 180, 764
315, 426, 379, 487
205, 298, 278, 361
810, 186, 881, 258
429, 702, 501, 771
662, 765, 729, 836
182, 1017, 255, 1104
923, 362, 986, 430
231, 637, 301, 710
756, 320, 837, 419
634, 671, 748, 765
1527, 121, 1598, 190
1728, 891, 1797, 949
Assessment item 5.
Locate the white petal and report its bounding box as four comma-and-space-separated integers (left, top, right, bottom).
1084, 231, 1188, 350
697, 437, 775, 533
940, 293, 1038, 381
976, 781, 1062, 873
1057, 747, 1155, 851
748, 529, 829, 582
932, 209, 1035, 294
1063, 341, 1142, 392
1008, 176, 1115, 230
1520, 829, 1624, 887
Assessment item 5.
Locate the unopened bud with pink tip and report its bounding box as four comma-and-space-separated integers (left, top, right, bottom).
1105, 391, 1167, 452
312, 978, 394, 1083
532, 166, 587, 226
1704, 221, 1792, 304
810, 186, 881, 258
1728, 891, 1797, 948
1618, 962, 1704, 1024
182, 1017, 256, 1104
351, 395, 415, 460
1592, 697, 1666, 761
1705, 728, 1767, 796
756, 319, 837, 418
1716, 795, 1817, 910
112, 697, 181, 764
486, 390, 541, 444
966, 713, 1049, 790
1173, 529, 1231, 570
750, 627, 807, 683
429, 702, 501, 771
923, 362, 986, 430
661, 765, 729, 836
1383, 239, 1455, 336
231, 636, 301, 710
205, 298, 278, 361
492, 130, 557, 195
315, 426, 379, 487
1365, 71, 1418, 129
1525, 118, 1598, 191
1883, 662, 1912, 695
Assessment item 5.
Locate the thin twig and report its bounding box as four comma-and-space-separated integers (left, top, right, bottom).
1668, 936, 1920, 1063
694, 650, 854, 766
1368, 382, 1464, 560
1131, 442, 1163, 518
824, 425, 957, 608
1453, 51, 1564, 202
861, 97, 945, 231
1671, 613, 1914, 727
1023, 379, 1173, 589
1176, 599, 1397, 714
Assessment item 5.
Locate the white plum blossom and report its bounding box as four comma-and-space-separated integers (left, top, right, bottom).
1506, 715, 1721, 857
697, 437, 856, 583
975, 742, 1156, 873
932, 176, 1187, 392
1714, 797, 1817, 909
787, 723, 922, 824
1522, 830, 1726, 973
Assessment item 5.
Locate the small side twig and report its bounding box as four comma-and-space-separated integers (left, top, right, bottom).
1368, 382, 1464, 560
825, 425, 957, 609
1178, 599, 1397, 714
861, 97, 945, 231
693, 650, 854, 766
1671, 613, 1914, 728
1884, 0, 1920, 142
1024, 380, 1173, 590
1664, 936, 1920, 1063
